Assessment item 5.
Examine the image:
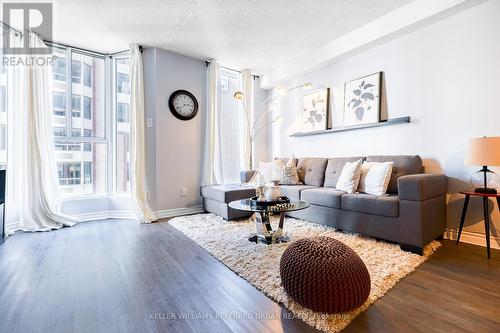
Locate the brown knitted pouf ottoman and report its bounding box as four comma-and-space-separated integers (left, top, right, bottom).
280, 236, 371, 313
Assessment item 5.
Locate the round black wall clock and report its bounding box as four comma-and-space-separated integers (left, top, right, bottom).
168, 90, 199, 121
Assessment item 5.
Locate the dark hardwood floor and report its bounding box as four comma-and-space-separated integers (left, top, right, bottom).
0, 218, 499, 333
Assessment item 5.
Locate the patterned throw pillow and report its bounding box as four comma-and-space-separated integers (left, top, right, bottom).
279, 158, 302, 185
272, 159, 285, 182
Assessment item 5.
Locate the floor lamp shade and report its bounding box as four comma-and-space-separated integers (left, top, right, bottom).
465, 137, 500, 193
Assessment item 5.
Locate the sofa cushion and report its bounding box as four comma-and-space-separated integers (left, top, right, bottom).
200, 184, 256, 203
296, 158, 328, 186
301, 188, 346, 208
341, 193, 399, 217
280, 185, 318, 201
324, 156, 365, 188
366, 155, 423, 194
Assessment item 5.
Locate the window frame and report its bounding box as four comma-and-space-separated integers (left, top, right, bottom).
48, 42, 111, 198
112, 54, 131, 196
46, 42, 131, 198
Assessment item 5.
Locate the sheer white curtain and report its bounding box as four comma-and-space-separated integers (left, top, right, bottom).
202, 60, 222, 185
202, 63, 248, 185
6, 32, 78, 232
129, 44, 157, 223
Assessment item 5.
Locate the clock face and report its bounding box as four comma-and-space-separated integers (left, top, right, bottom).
168, 90, 199, 120
173, 94, 195, 117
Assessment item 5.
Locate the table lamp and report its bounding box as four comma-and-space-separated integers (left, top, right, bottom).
465, 136, 500, 194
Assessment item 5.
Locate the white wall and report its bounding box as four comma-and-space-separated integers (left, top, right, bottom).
143, 48, 206, 212
269, 0, 500, 239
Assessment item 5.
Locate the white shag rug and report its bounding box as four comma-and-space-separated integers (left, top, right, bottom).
169, 213, 440, 333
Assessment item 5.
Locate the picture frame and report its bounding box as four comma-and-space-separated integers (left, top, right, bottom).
301, 88, 330, 133
343, 72, 381, 127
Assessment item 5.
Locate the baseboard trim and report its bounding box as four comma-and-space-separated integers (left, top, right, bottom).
75, 211, 137, 222
155, 205, 204, 220
444, 228, 500, 250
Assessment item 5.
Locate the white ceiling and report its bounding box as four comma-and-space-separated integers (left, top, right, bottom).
44, 0, 414, 72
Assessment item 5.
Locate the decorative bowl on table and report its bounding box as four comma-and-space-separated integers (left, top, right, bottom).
249, 196, 290, 207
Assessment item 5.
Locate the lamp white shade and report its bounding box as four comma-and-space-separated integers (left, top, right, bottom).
465, 137, 500, 166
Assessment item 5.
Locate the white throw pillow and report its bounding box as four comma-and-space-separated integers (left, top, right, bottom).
258, 162, 274, 183
335, 159, 363, 193
358, 162, 394, 195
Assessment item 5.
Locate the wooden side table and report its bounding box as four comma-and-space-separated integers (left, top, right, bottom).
457, 191, 500, 259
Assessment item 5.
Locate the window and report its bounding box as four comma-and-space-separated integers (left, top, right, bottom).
48, 43, 130, 197
115, 57, 131, 193
83, 97, 92, 120
117, 72, 130, 94
53, 56, 66, 81
0, 86, 6, 112
117, 103, 129, 123
0, 61, 6, 168
71, 94, 81, 117
84, 162, 92, 184
52, 92, 66, 116
218, 68, 245, 183
83, 63, 91, 87
71, 60, 81, 83
50, 45, 107, 196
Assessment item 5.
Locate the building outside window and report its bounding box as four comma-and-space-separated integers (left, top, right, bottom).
83, 63, 91, 87
71, 60, 81, 84
116, 72, 130, 94
71, 94, 81, 117
57, 163, 81, 185
115, 57, 131, 193
117, 102, 129, 123
53, 92, 66, 116
53, 56, 66, 81
54, 127, 67, 137
84, 162, 92, 184
83, 97, 92, 120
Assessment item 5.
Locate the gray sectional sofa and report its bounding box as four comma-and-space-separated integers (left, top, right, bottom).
201, 155, 447, 254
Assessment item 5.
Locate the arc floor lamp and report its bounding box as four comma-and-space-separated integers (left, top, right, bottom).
233, 82, 312, 170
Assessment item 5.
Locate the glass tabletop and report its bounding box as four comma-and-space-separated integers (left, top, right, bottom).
228, 199, 310, 213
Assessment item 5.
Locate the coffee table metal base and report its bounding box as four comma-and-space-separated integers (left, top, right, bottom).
248, 211, 288, 245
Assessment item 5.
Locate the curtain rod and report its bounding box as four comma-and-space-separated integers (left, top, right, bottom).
205, 61, 259, 78
44, 40, 108, 57
1, 20, 137, 57
1, 20, 22, 36
109, 45, 141, 56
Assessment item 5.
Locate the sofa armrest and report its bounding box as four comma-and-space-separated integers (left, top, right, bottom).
397, 174, 447, 201
240, 170, 257, 183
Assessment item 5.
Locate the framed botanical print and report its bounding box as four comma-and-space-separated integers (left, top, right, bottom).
301, 88, 330, 133
343, 72, 381, 126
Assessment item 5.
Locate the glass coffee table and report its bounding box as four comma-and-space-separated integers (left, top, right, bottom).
228, 199, 310, 244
